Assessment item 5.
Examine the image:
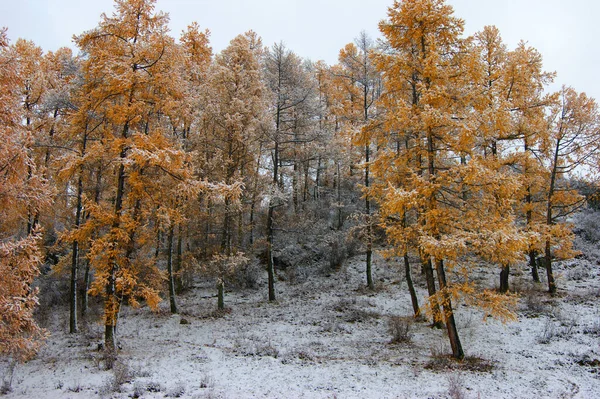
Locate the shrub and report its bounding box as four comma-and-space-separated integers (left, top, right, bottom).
388, 316, 413, 344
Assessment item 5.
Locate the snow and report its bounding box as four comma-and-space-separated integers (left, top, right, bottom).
2, 251, 600, 398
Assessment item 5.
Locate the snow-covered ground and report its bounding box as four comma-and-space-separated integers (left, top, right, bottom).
2, 250, 600, 398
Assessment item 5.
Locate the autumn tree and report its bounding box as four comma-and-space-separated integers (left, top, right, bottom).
541, 87, 599, 293
262, 42, 315, 301
0, 28, 52, 362
376, 0, 525, 359
71, 0, 204, 355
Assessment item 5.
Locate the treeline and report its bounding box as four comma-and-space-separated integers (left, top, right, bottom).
1, 0, 599, 363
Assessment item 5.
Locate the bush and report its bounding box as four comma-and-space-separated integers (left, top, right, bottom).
388, 316, 413, 343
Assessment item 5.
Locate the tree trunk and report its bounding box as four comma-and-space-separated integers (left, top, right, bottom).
545, 240, 556, 294
529, 250, 540, 283
175, 224, 183, 294
69, 168, 85, 333
266, 202, 276, 302
81, 258, 91, 318
404, 254, 420, 317
435, 259, 464, 360
499, 264, 510, 293
167, 226, 178, 314
105, 116, 129, 355
69, 240, 79, 333
104, 273, 118, 356
336, 161, 343, 230
217, 279, 225, 310
423, 257, 444, 328
365, 144, 374, 290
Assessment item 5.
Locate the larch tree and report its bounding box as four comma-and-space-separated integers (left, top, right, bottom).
262, 42, 313, 301
541, 87, 600, 293
0, 28, 52, 362
468, 26, 533, 293
202, 31, 267, 296
72, 0, 201, 355
503, 41, 555, 286
376, 0, 524, 359
336, 32, 382, 290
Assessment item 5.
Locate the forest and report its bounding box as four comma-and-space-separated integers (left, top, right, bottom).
1, 0, 600, 397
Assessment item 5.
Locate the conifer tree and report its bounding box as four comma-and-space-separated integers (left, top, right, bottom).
336, 32, 381, 290
72, 0, 201, 355
0, 28, 52, 362
376, 0, 524, 359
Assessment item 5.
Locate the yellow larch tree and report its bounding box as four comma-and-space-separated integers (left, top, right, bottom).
71, 0, 206, 355
375, 0, 527, 359
0, 28, 52, 362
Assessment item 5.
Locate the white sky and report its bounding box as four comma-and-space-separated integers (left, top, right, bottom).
1, 0, 599, 100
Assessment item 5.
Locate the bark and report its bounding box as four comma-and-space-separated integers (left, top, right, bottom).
167, 226, 178, 314
545, 137, 561, 294
545, 240, 556, 294
175, 224, 183, 294
499, 264, 510, 293
365, 144, 374, 290
70, 142, 86, 333
336, 161, 343, 230
435, 259, 464, 360
423, 257, 443, 328
404, 254, 420, 317
266, 139, 279, 302
69, 239, 79, 333
105, 115, 129, 354
524, 141, 541, 283
529, 250, 540, 283
266, 203, 276, 302
81, 258, 90, 318
217, 279, 225, 310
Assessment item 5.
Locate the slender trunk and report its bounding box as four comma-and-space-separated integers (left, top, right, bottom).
266, 203, 276, 301
81, 258, 90, 318
105, 113, 130, 355
499, 264, 510, 293
249, 143, 262, 246
217, 279, 225, 310
405, 254, 420, 317
266, 138, 279, 302
69, 239, 79, 333
524, 141, 541, 283
70, 127, 88, 333
365, 144, 374, 290
423, 257, 443, 328
293, 160, 298, 214
336, 161, 343, 230
83, 165, 103, 317
435, 259, 464, 360
175, 224, 183, 294
545, 239, 556, 294
545, 138, 561, 294
167, 226, 178, 314
69, 170, 84, 333
529, 250, 540, 283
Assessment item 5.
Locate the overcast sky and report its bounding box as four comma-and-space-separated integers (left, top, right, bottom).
1, 0, 598, 100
